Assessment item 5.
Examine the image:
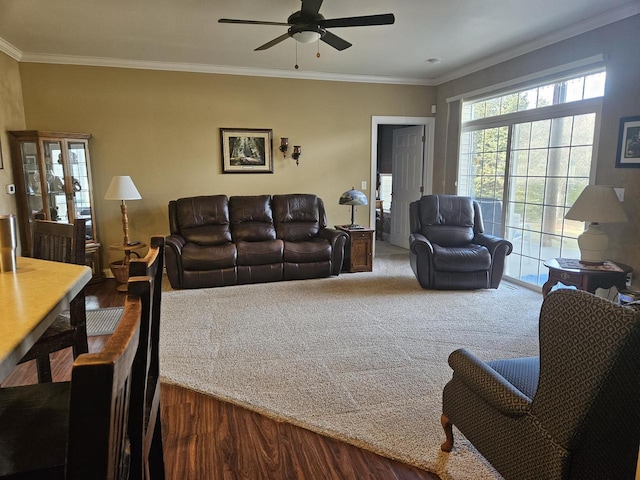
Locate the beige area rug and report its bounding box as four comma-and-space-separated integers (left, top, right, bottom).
159, 254, 543, 480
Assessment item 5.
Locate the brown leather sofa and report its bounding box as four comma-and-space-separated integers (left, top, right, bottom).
166, 193, 348, 289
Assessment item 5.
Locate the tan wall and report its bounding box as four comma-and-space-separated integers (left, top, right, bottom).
18, 63, 433, 267
433, 14, 640, 285
0, 52, 26, 227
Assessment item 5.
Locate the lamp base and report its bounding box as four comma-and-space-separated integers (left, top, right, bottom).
577, 223, 608, 265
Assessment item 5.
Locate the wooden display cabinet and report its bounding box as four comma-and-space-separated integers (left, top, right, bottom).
8, 130, 104, 283
336, 226, 374, 273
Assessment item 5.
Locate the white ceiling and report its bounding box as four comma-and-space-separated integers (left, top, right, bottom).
0, 0, 638, 85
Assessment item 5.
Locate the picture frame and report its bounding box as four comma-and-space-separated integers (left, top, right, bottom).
0, 138, 3, 169
615, 115, 640, 168
220, 128, 273, 173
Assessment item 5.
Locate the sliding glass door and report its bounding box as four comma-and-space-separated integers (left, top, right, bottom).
457, 70, 605, 289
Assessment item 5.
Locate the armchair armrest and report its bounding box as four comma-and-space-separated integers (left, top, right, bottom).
166, 233, 185, 254
474, 233, 513, 257
409, 232, 434, 256
448, 348, 532, 417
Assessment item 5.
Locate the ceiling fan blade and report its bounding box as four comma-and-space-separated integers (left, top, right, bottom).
255, 33, 291, 51
320, 31, 352, 51
320, 13, 395, 28
300, 0, 323, 17
218, 18, 290, 27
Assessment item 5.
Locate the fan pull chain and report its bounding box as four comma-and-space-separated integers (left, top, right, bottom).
317, 40, 320, 59
295, 42, 299, 70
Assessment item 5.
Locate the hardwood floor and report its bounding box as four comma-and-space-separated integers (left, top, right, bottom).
4, 277, 441, 480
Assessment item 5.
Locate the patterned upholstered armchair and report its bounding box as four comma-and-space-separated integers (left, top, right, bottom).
440, 289, 640, 480
409, 195, 512, 289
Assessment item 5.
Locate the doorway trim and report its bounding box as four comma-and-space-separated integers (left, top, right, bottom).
370, 116, 435, 235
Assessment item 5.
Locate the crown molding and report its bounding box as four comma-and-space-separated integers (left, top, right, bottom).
431, 3, 640, 85
17, 52, 432, 86
0, 36, 22, 61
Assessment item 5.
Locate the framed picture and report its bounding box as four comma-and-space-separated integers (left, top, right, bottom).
615, 115, 640, 168
220, 128, 273, 173
0, 138, 3, 169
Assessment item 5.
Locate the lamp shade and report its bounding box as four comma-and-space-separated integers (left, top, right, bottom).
104, 176, 142, 201
565, 185, 627, 223
339, 188, 368, 206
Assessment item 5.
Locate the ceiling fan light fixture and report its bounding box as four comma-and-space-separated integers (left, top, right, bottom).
289, 25, 324, 44
292, 30, 321, 43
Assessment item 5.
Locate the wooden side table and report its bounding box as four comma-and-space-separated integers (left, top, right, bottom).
336, 226, 374, 273
542, 258, 630, 297
108, 242, 146, 292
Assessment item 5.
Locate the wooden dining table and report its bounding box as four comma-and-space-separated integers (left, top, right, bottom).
0, 256, 92, 382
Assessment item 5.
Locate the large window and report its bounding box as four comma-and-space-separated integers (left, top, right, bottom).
457, 70, 606, 289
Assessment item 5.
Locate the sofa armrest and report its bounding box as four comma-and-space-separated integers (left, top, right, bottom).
448, 348, 532, 417
317, 227, 347, 245
318, 228, 348, 275
165, 234, 186, 289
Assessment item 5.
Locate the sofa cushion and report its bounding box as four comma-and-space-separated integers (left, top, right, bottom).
236, 240, 283, 266
432, 244, 491, 272
230, 195, 277, 242
182, 242, 237, 270
176, 195, 231, 245
273, 194, 322, 241
283, 239, 332, 263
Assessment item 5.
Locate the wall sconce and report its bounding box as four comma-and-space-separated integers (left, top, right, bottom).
279, 137, 289, 157
292, 145, 301, 165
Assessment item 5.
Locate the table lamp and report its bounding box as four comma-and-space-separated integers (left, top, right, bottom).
104, 176, 142, 246
339, 187, 368, 228
564, 184, 627, 264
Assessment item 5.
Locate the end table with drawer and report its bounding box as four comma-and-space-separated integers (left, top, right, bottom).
542, 258, 631, 297
335, 225, 374, 273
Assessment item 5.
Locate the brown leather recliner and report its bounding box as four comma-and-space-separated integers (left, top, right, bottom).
409, 195, 512, 290
166, 193, 347, 289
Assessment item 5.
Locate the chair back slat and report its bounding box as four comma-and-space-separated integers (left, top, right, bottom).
65, 289, 147, 480
33, 219, 86, 264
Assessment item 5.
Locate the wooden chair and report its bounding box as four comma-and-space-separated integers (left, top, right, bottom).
0, 277, 151, 479
128, 236, 166, 480
18, 219, 88, 382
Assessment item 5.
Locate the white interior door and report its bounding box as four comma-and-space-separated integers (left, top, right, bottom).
390, 125, 425, 248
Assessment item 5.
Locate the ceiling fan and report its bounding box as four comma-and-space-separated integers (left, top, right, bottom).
218, 0, 395, 52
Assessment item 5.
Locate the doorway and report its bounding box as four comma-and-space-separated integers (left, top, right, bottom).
370, 116, 434, 249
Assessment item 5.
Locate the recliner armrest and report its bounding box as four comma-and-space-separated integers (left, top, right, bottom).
166, 234, 186, 254
317, 228, 348, 276
409, 232, 434, 255
448, 348, 532, 417
473, 233, 513, 257
317, 227, 347, 246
